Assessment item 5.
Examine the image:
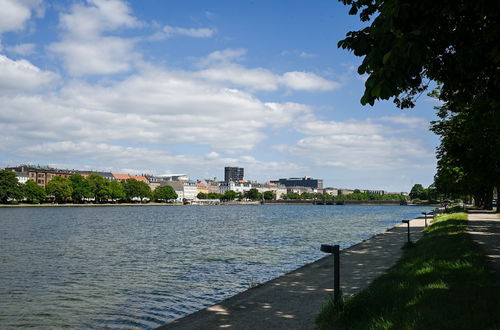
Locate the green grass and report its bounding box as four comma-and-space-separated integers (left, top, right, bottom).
315, 213, 500, 330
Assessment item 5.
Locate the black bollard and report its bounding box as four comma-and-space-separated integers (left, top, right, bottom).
422, 212, 428, 227
402, 220, 411, 243
321, 244, 340, 303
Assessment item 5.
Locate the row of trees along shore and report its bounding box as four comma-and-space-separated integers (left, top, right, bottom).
339, 0, 499, 212
0, 170, 177, 204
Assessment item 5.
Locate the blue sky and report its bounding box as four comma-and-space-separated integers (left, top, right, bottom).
0, 0, 439, 192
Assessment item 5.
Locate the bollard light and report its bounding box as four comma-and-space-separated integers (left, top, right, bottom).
422, 212, 428, 227
402, 219, 411, 243
320, 244, 340, 304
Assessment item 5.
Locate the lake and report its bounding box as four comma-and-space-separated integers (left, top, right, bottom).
0, 205, 432, 329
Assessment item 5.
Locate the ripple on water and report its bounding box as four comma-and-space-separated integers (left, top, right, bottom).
0, 205, 433, 329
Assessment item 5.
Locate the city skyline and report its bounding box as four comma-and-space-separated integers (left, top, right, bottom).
0, 0, 439, 192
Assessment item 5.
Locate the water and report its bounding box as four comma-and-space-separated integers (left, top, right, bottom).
0, 205, 432, 329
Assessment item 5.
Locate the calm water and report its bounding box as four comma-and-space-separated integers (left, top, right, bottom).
0, 205, 432, 329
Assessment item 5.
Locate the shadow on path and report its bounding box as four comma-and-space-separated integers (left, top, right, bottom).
468, 211, 500, 277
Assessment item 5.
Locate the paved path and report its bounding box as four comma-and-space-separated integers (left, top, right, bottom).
467, 211, 500, 277
158, 216, 429, 330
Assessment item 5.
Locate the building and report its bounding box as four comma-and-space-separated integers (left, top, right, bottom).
160, 181, 198, 201
338, 189, 355, 195
196, 182, 209, 195
7, 165, 29, 184
155, 174, 189, 181
76, 170, 115, 181
6, 165, 73, 187
224, 167, 244, 182
274, 177, 323, 190
322, 187, 339, 196
112, 174, 148, 182
363, 189, 385, 195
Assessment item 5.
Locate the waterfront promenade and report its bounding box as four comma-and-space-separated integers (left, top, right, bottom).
159, 215, 429, 329
468, 211, 500, 277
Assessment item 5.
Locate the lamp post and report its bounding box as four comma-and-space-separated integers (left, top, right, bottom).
320, 244, 340, 303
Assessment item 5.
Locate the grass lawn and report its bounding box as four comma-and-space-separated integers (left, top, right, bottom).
315, 213, 500, 330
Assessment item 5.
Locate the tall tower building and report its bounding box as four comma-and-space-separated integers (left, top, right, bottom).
224, 167, 244, 182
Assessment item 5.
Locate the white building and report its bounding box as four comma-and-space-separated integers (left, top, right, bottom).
160, 181, 198, 201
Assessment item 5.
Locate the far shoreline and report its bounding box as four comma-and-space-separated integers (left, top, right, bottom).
0, 201, 438, 208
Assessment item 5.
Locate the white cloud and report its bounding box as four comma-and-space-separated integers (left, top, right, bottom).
5, 43, 36, 55
197, 63, 280, 91
48, 0, 140, 76
196, 49, 341, 92
0, 67, 310, 155
379, 114, 429, 130
281, 71, 340, 91
0, 0, 41, 34
299, 51, 316, 58
49, 36, 137, 76
197, 48, 247, 67
0, 54, 58, 92
11, 140, 301, 179
295, 117, 386, 135
159, 25, 215, 39
278, 115, 433, 170
58, 0, 139, 38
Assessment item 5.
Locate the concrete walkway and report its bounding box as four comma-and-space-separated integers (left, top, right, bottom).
158, 216, 429, 330
467, 211, 500, 277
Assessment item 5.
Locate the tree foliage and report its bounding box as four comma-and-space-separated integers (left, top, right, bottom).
263, 191, 275, 200
87, 174, 109, 203
69, 174, 92, 203
154, 185, 178, 202
222, 190, 237, 201
338, 0, 500, 109
23, 180, 46, 203
108, 180, 126, 201
409, 184, 425, 200
339, 0, 500, 210
0, 170, 22, 203
245, 188, 262, 201
45, 176, 72, 203
431, 101, 499, 209
123, 178, 151, 202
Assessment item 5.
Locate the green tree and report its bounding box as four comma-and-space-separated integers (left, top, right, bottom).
123, 178, 151, 202
22, 180, 46, 203
45, 176, 72, 203
197, 192, 208, 199
108, 180, 125, 202
154, 185, 178, 202
301, 192, 314, 200
339, 1, 500, 211
245, 188, 262, 201
0, 170, 22, 203
431, 102, 499, 210
87, 174, 110, 203
69, 174, 92, 203
263, 190, 275, 201
409, 184, 425, 200
283, 192, 301, 200
207, 192, 222, 199
222, 190, 237, 201
338, 0, 500, 109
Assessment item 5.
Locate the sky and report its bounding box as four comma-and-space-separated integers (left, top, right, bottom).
0, 0, 440, 192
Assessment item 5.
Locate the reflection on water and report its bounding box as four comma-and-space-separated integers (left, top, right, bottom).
0, 205, 431, 328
